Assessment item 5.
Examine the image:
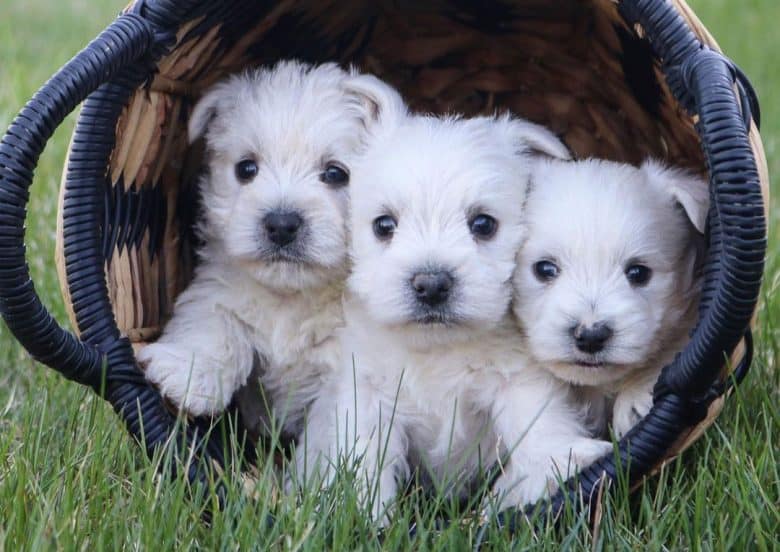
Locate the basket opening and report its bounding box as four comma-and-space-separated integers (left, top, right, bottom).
92, 0, 706, 348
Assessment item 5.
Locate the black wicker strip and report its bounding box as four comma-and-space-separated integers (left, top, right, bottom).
0, 13, 156, 390
129, 0, 210, 31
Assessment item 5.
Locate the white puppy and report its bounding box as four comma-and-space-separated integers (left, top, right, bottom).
139, 61, 367, 436
294, 76, 612, 521
513, 158, 709, 437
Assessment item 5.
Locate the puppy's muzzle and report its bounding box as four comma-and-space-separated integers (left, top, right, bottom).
572, 322, 613, 354
263, 210, 303, 247
410, 270, 454, 307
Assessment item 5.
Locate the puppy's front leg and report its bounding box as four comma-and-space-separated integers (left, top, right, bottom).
358, 398, 409, 525
294, 372, 408, 525
489, 378, 612, 510
138, 279, 256, 417
612, 368, 659, 437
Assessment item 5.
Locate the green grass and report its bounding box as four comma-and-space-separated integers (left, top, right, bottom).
0, 0, 778, 549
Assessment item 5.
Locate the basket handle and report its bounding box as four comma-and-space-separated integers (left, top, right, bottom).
0, 13, 157, 389
0, 8, 231, 505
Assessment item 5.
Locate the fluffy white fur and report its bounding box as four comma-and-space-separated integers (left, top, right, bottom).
294, 76, 611, 521
139, 61, 369, 433
513, 157, 709, 437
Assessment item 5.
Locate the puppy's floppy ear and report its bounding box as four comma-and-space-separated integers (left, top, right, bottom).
641, 159, 710, 234
343, 71, 407, 130
188, 83, 227, 144
501, 117, 572, 160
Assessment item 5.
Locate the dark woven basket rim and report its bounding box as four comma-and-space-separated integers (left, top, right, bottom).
0, 0, 768, 532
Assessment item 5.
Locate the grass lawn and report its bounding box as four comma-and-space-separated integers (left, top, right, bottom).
0, 0, 777, 549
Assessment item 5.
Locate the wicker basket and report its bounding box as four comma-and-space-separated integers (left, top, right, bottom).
0, 0, 768, 527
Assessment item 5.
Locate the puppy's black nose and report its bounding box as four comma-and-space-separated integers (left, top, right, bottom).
263, 211, 302, 246
411, 271, 454, 307
573, 322, 613, 354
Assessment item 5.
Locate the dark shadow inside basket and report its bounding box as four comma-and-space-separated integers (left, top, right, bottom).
99, 0, 707, 431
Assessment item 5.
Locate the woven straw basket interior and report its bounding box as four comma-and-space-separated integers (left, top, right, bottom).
56, 0, 768, 465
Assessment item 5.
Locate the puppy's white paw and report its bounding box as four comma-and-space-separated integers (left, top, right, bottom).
139, 343, 229, 417
612, 387, 653, 437
489, 438, 613, 512
566, 437, 614, 468
544, 438, 612, 497
489, 467, 549, 512
287, 448, 334, 496
364, 470, 398, 528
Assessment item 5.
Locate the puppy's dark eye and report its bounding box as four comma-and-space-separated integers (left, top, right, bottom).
235, 159, 258, 183
533, 260, 560, 283
625, 264, 652, 287
469, 214, 498, 240
320, 162, 349, 187
373, 215, 397, 241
